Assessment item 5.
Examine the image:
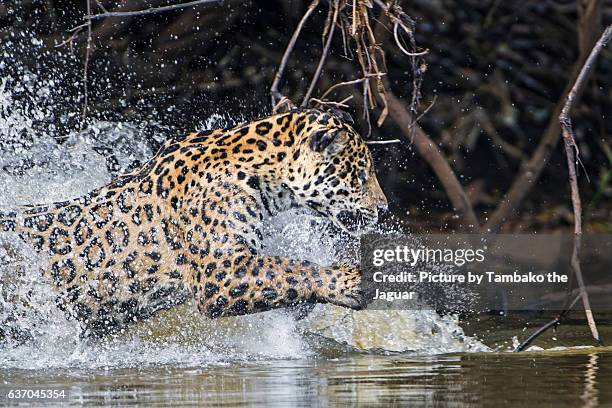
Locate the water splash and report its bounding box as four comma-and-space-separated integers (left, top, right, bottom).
261, 211, 489, 354
0, 38, 315, 368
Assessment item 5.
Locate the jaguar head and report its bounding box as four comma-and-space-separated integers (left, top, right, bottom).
288, 109, 388, 234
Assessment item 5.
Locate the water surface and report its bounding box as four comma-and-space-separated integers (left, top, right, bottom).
3, 348, 611, 407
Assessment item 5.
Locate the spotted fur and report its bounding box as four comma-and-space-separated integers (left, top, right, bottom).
0, 109, 387, 337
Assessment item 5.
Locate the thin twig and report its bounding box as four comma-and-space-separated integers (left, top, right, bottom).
93, 0, 108, 13
55, 22, 89, 50
85, 0, 221, 19
410, 95, 437, 134
337, 94, 354, 105
514, 294, 581, 352
365, 139, 401, 145
351, 0, 357, 36
80, 0, 93, 131
319, 73, 385, 101
371, 0, 424, 132
55, 26, 84, 50
310, 98, 350, 108
393, 22, 428, 56
362, 78, 372, 136
69, 22, 89, 32
339, 13, 352, 59
302, 0, 339, 107
514, 24, 611, 352
272, 96, 296, 114
62, 0, 223, 128
558, 24, 611, 345
270, 0, 320, 110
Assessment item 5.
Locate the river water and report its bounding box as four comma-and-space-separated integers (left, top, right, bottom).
3, 346, 612, 406
1, 33, 610, 407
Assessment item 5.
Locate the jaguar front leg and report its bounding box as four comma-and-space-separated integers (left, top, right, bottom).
184, 184, 363, 318
193, 255, 363, 318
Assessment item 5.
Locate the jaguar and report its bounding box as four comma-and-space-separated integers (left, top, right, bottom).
0, 108, 388, 337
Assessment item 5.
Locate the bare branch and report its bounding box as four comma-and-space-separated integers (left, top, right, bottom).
55, 26, 85, 49
366, 139, 401, 145
310, 97, 350, 108
514, 294, 581, 352
393, 22, 428, 56
92, 0, 108, 13
319, 73, 385, 101
362, 79, 372, 136
514, 24, 611, 352
560, 25, 612, 122
337, 94, 354, 106
68, 22, 89, 32
80, 0, 93, 131
371, 1, 425, 134
272, 96, 297, 114
411, 95, 437, 130
85, 0, 222, 20
558, 24, 611, 345
270, 0, 320, 110
302, 0, 339, 107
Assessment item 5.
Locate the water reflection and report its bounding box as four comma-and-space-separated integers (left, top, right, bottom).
3, 350, 612, 407
581, 353, 599, 408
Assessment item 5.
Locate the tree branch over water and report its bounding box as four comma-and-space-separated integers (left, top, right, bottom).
515, 24, 611, 352
557, 24, 611, 346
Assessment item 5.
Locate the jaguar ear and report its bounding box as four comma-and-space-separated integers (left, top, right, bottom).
309, 129, 339, 153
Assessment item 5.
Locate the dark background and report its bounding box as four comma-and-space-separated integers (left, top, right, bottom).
1, 0, 611, 233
